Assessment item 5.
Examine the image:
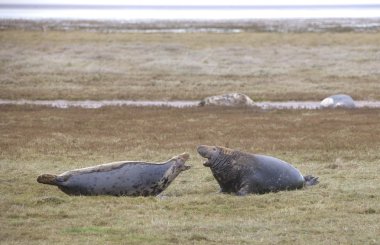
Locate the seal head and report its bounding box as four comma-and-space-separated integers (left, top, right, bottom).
197, 145, 239, 193
197, 145, 233, 167
197, 145, 217, 166
171, 152, 191, 171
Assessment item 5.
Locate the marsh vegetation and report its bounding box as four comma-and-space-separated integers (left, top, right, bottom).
1, 30, 380, 101
1, 20, 380, 244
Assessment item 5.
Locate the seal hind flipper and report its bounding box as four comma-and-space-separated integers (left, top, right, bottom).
37, 174, 59, 186
304, 175, 319, 186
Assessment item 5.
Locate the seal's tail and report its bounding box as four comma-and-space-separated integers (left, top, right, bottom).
37, 174, 58, 186
304, 175, 319, 186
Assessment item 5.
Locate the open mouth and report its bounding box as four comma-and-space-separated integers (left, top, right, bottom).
202, 159, 211, 167
197, 145, 212, 167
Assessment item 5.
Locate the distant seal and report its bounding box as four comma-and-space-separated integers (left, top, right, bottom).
197, 145, 318, 195
199, 93, 255, 107
37, 153, 191, 196
320, 94, 355, 108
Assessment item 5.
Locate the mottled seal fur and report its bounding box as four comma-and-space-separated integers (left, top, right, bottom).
199, 93, 255, 107
197, 145, 318, 195
37, 153, 190, 196
320, 94, 355, 108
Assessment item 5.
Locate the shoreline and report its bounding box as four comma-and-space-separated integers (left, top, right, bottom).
1, 99, 380, 109
1, 18, 380, 33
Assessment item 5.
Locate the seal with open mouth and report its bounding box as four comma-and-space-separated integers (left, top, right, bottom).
197, 145, 318, 195
37, 153, 191, 196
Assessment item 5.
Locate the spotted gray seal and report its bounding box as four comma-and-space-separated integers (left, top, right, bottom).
37, 153, 190, 196
199, 93, 255, 107
197, 145, 318, 195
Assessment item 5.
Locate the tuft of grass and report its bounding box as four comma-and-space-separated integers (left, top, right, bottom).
189, 234, 210, 241
35, 196, 66, 205
363, 208, 376, 214
64, 226, 118, 235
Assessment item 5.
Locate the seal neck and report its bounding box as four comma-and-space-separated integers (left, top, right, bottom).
210, 152, 237, 181
157, 163, 182, 190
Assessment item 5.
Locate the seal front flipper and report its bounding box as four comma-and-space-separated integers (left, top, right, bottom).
37, 174, 62, 186
303, 175, 319, 186
236, 185, 250, 196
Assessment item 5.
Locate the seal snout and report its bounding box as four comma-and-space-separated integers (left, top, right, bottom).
197, 145, 209, 158
176, 152, 191, 171
177, 152, 190, 162
197, 145, 212, 167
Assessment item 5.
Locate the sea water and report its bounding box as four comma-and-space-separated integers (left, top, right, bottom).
1, 4, 380, 20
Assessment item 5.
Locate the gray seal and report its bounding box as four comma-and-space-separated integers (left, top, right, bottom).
37, 153, 190, 196
199, 93, 255, 107
197, 145, 318, 195
320, 94, 355, 108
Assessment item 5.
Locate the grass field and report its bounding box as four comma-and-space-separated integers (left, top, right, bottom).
1, 22, 380, 244
1, 105, 379, 244
1, 30, 380, 101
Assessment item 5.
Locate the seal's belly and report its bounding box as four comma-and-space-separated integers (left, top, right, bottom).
59, 165, 167, 196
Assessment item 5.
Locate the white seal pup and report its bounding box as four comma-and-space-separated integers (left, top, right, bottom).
320, 94, 355, 108
37, 153, 190, 196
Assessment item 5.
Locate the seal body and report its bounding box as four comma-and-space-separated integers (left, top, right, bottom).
197, 145, 318, 195
320, 94, 355, 108
37, 153, 190, 196
199, 93, 254, 107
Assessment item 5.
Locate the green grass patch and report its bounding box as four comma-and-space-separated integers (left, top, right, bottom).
64, 226, 118, 235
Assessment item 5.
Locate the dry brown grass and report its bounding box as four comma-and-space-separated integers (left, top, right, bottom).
1, 105, 379, 244
1, 30, 380, 101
